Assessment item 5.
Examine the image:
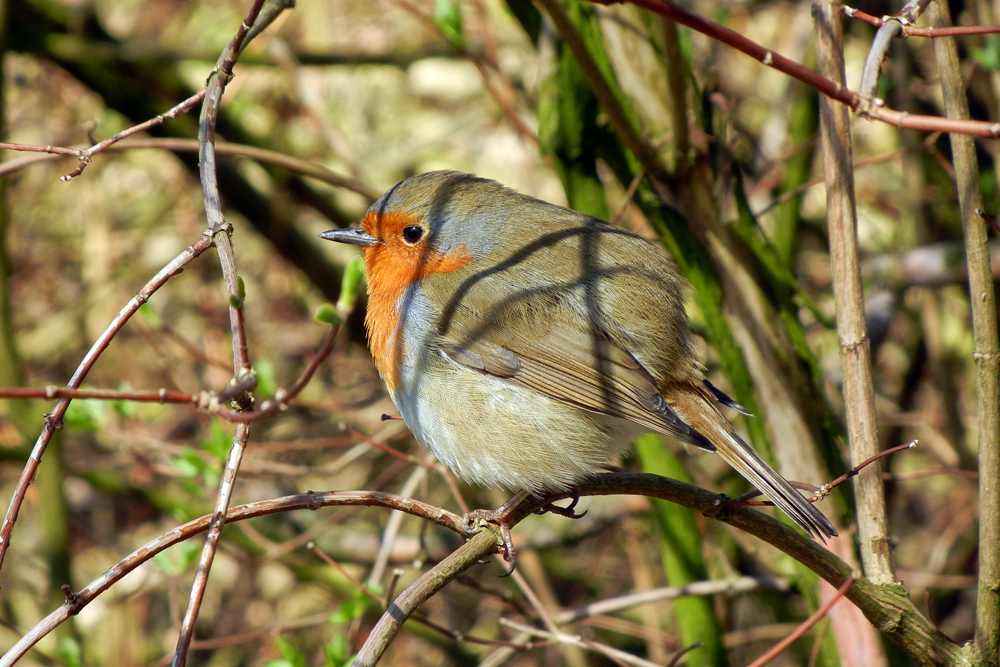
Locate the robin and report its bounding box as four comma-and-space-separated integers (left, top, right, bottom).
320, 171, 836, 557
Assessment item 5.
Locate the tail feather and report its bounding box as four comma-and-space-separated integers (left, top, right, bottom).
664, 387, 837, 540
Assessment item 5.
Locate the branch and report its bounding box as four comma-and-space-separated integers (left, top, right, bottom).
0, 234, 215, 574
172, 2, 293, 665
3, 474, 964, 666
0, 490, 465, 667
355, 473, 963, 666
0, 138, 379, 200
844, 7, 1000, 37
814, 0, 895, 585
929, 3, 1000, 665
592, 0, 1000, 137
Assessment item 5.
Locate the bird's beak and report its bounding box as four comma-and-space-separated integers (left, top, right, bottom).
319, 227, 382, 247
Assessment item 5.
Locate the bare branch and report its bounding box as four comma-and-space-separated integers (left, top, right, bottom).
0, 234, 214, 573
747, 573, 859, 667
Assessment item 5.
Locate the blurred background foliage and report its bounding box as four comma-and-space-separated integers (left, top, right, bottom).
0, 0, 996, 664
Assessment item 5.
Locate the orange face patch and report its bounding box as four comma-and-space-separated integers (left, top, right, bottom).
360, 210, 472, 390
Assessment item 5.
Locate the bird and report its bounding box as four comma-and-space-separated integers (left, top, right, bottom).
320, 170, 836, 551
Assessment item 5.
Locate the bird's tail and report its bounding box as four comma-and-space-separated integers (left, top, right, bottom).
663, 385, 837, 540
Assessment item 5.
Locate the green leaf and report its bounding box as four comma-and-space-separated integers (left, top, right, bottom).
237, 275, 247, 301
201, 421, 231, 461
138, 302, 161, 326
329, 589, 371, 624
64, 399, 107, 432
335, 257, 366, 319
324, 634, 352, 667
973, 37, 1000, 71
267, 638, 308, 667
57, 637, 83, 667
172, 445, 210, 478
315, 304, 341, 326
433, 0, 465, 46
255, 358, 276, 398
153, 540, 201, 576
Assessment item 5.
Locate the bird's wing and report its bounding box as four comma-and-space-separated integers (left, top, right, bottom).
436, 306, 715, 451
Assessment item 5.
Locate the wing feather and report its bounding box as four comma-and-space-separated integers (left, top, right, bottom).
437, 308, 713, 450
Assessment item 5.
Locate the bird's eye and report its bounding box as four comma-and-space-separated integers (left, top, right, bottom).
402, 226, 424, 243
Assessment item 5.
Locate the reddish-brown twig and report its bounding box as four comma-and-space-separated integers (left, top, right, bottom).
977, 208, 1000, 236
747, 573, 859, 667
0, 317, 340, 419
171, 2, 290, 665
725, 441, 916, 507
594, 0, 1000, 138
0, 234, 214, 575
0, 87, 203, 180
0, 490, 466, 667
844, 7, 1000, 37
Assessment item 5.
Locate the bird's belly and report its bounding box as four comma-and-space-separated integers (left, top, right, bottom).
391, 356, 641, 493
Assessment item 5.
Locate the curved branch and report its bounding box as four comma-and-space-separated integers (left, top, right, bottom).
355, 473, 962, 666
0, 490, 464, 667
598, 0, 1000, 137
0, 235, 215, 574
4, 474, 964, 666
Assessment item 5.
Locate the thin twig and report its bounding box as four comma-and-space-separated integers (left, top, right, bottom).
553, 576, 788, 624
59, 92, 207, 180
498, 618, 681, 667
843, 7, 1000, 36
0, 138, 379, 200
746, 573, 859, 667
592, 0, 1000, 137
0, 490, 465, 667
977, 208, 1000, 236
725, 441, 915, 506
172, 1, 285, 664
0, 234, 214, 574
172, 423, 249, 667
0, 320, 338, 419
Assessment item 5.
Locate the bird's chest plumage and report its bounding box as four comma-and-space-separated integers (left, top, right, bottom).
378, 281, 640, 493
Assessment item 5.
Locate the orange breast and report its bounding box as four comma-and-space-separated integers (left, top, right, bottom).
360, 211, 472, 391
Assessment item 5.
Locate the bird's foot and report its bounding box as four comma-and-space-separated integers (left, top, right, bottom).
461, 490, 529, 576
535, 487, 587, 520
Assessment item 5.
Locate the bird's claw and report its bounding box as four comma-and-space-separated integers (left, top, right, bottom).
535, 488, 587, 519
461, 493, 527, 577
